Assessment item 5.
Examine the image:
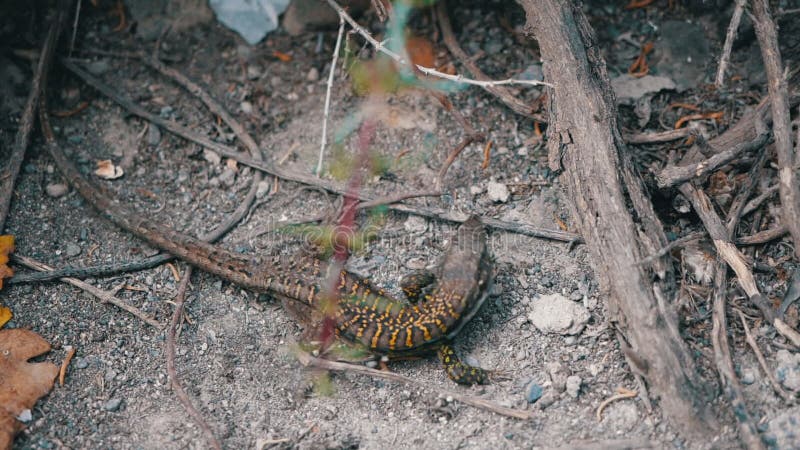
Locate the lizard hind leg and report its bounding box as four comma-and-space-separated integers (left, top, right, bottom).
400, 270, 437, 303
437, 344, 490, 385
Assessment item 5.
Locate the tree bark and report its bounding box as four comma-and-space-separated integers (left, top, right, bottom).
517, 0, 715, 435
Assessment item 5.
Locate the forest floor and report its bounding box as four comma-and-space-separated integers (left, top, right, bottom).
2, 0, 799, 448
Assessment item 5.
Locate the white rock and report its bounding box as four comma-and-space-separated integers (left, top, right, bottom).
566, 375, 582, 398
469, 185, 483, 195
240, 101, 253, 114
45, 183, 68, 198
307, 67, 320, 82
487, 181, 510, 203
764, 405, 800, 448
403, 215, 427, 233
528, 293, 590, 335
775, 349, 800, 391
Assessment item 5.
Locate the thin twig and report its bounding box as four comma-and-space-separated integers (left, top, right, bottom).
0, 4, 66, 232
59, 58, 579, 243
774, 317, 800, 347
716, 0, 748, 89
294, 351, 534, 420
435, 0, 545, 120
634, 231, 705, 266
678, 182, 774, 322
436, 134, 484, 189
166, 266, 223, 450
624, 127, 695, 145
737, 309, 795, 402
322, 0, 550, 89
752, 0, 800, 261
656, 130, 769, 189
13, 254, 162, 328
9, 253, 173, 284
595, 387, 637, 422
710, 260, 764, 449
742, 183, 779, 217
736, 224, 788, 245
317, 15, 345, 175
727, 146, 768, 233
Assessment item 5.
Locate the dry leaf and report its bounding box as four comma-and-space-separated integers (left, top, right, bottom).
0, 308, 10, 329
95, 160, 124, 180
0, 329, 59, 449
0, 236, 13, 290
406, 34, 436, 68
272, 50, 292, 62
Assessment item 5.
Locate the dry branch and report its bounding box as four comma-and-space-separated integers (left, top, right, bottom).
751, 0, 800, 261
710, 260, 764, 449
0, 4, 66, 231
13, 254, 162, 329
518, 0, 714, 434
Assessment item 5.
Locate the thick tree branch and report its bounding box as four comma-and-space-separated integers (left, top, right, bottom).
517, 0, 714, 435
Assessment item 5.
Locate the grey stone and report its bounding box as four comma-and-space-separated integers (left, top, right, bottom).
65, 243, 81, 258
775, 349, 800, 391
307, 67, 320, 82
525, 382, 543, 403
740, 368, 756, 385
74, 357, 89, 369
764, 405, 800, 449
611, 75, 676, 104
566, 375, 582, 398
103, 398, 122, 412
147, 124, 161, 146
87, 60, 110, 76
403, 216, 427, 234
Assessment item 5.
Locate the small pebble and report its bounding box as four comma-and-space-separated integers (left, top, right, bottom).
87, 60, 110, 75
740, 369, 756, 385
246, 65, 262, 80
307, 67, 320, 82
566, 375, 582, 398
469, 185, 483, 195
403, 216, 427, 233
147, 124, 161, 146
103, 398, 122, 412
525, 382, 544, 403
74, 357, 89, 369
570, 290, 583, 301
45, 183, 68, 198
487, 181, 510, 202
516, 146, 529, 156
365, 360, 378, 368
241, 101, 253, 114
564, 336, 578, 346
16, 409, 32, 423
65, 243, 81, 258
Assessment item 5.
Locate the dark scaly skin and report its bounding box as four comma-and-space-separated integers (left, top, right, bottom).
47, 137, 494, 383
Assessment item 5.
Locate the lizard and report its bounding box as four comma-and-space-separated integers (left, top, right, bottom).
41, 118, 496, 385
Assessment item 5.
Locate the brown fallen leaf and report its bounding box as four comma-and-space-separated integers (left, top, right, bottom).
0, 329, 59, 449
0, 236, 13, 289
94, 160, 124, 180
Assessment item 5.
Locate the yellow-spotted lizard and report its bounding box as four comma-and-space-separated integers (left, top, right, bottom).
44, 131, 495, 385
